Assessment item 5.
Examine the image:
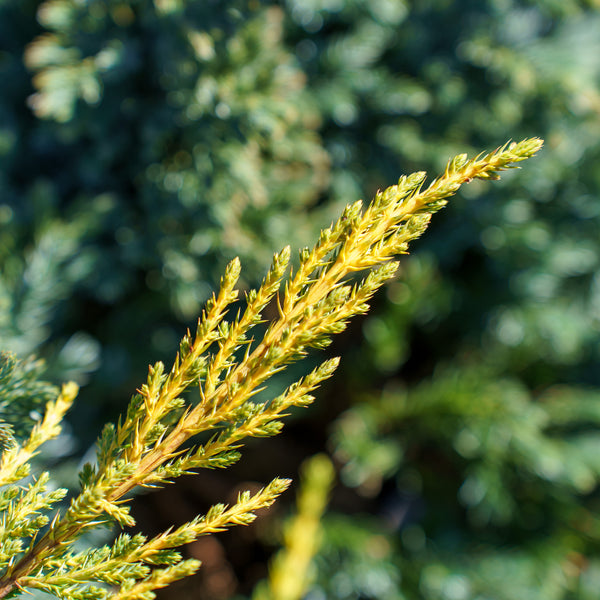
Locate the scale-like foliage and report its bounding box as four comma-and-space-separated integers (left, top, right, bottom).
0, 139, 541, 599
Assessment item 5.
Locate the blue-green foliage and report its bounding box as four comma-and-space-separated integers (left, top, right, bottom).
1, 0, 331, 405
289, 1, 600, 598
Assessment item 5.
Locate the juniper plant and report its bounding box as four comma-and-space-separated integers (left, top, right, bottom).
0, 138, 542, 599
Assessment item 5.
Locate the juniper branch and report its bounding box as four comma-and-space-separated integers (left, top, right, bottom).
0, 138, 542, 599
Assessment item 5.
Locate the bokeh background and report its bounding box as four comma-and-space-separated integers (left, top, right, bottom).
2, 0, 600, 598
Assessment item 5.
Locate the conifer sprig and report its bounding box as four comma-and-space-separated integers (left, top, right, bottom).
0, 138, 543, 599
0, 381, 78, 487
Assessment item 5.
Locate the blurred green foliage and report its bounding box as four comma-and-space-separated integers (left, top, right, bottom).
1, 0, 600, 598
294, 1, 600, 598
1, 0, 333, 419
